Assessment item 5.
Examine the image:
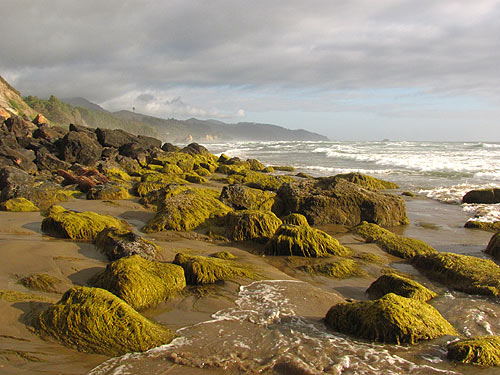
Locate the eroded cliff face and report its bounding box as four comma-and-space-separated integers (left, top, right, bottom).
0, 76, 37, 120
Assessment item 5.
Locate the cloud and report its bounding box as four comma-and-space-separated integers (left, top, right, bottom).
0, 1, 499, 138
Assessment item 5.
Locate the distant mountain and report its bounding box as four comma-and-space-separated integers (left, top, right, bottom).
0, 76, 328, 143
62, 97, 109, 113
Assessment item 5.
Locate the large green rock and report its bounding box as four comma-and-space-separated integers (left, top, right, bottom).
354, 222, 437, 259
33, 287, 175, 356
90, 255, 186, 310
225, 210, 282, 243
366, 273, 437, 302
325, 293, 457, 344
447, 336, 500, 367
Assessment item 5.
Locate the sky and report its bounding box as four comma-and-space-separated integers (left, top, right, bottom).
1, 0, 499, 141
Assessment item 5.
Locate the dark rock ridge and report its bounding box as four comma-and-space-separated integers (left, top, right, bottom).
462, 188, 500, 204
275, 177, 408, 227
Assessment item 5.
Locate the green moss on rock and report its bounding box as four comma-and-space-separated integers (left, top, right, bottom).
485, 232, 500, 260
101, 167, 132, 183
90, 255, 186, 310
412, 252, 500, 297
354, 251, 386, 264
219, 184, 276, 211
334, 172, 399, 191
282, 213, 309, 226
0, 197, 39, 212
0, 290, 51, 302
265, 224, 352, 257
183, 173, 208, 184
354, 222, 437, 259
241, 171, 294, 191
225, 210, 283, 243
272, 166, 295, 172
33, 286, 175, 356
94, 228, 159, 261
41, 205, 130, 240
143, 188, 232, 232
173, 253, 254, 285
211, 251, 236, 259
447, 336, 500, 367
87, 184, 131, 200
20, 273, 60, 293
366, 273, 437, 302
325, 293, 457, 344
300, 258, 365, 278
465, 220, 500, 232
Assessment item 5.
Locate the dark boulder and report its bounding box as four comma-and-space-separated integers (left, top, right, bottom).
4, 115, 36, 138
101, 147, 119, 160
94, 228, 159, 261
275, 177, 409, 227
36, 148, 71, 171
119, 142, 147, 166
485, 232, 500, 260
137, 135, 162, 149
462, 189, 500, 204
33, 124, 68, 141
0, 132, 19, 149
219, 184, 275, 211
161, 143, 180, 153
0, 166, 35, 202
96, 128, 137, 148
69, 123, 98, 140
116, 155, 142, 175
60, 131, 103, 166
180, 142, 210, 156
0, 145, 36, 173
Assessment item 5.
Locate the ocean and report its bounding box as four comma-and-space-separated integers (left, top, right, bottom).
89, 141, 500, 375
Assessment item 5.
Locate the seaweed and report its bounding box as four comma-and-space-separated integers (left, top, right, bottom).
173, 253, 254, 285
0, 197, 39, 212
334, 172, 399, 190
0, 290, 51, 302
354, 222, 437, 259
354, 251, 386, 264
465, 220, 500, 232
366, 273, 437, 302
41, 205, 130, 240
324, 293, 457, 344
412, 252, 500, 297
211, 251, 236, 259
86, 184, 131, 200
33, 287, 175, 356
447, 336, 500, 367
143, 188, 232, 232
90, 255, 186, 310
282, 213, 309, 226
265, 224, 352, 257
19, 274, 60, 293
300, 258, 365, 278
225, 210, 282, 243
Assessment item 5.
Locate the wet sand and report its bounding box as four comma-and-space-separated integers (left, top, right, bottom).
0, 194, 498, 375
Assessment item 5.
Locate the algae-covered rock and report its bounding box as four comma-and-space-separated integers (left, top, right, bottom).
0, 197, 38, 212
94, 228, 159, 261
272, 166, 295, 172
219, 184, 276, 211
412, 252, 500, 297
354, 222, 437, 259
324, 293, 457, 344
86, 183, 131, 200
41, 205, 130, 240
143, 188, 232, 232
211, 251, 236, 259
282, 213, 309, 226
354, 251, 386, 264
334, 172, 399, 191
173, 253, 253, 285
34, 286, 175, 355
90, 255, 186, 310
465, 220, 500, 232
366, 273, 437, 302
276, 177, 408, 227
240, 171, 294, 191
183, 173, 208, 184
300, 258, 364, 279
225, 210, 282, 243
447, 336, 500, 367
265, 224, 352, 257
485, 232, 500, 260
19, 273, 60, 293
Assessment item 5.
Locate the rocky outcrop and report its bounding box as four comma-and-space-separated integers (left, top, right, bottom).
90, 255, 186, 310
96, 128, 136, 148
325, 293, 457, 344
86, 183, 130, 200
180, 142, 210, 156
366, 273, 437, 302
0, 166, 35, 202
275, 177, 408, 227
219, 184, 276, 211
60, 131, 103, 166
33, 286, 175, 355
225, 210, 282, 242
447, 336, 500, 367
485, 232, 500, 260
94, 228, 159, 261
462, 189, 500, 204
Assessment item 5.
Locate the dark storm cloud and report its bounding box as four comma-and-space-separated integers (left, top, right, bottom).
1, 0, 499, 115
